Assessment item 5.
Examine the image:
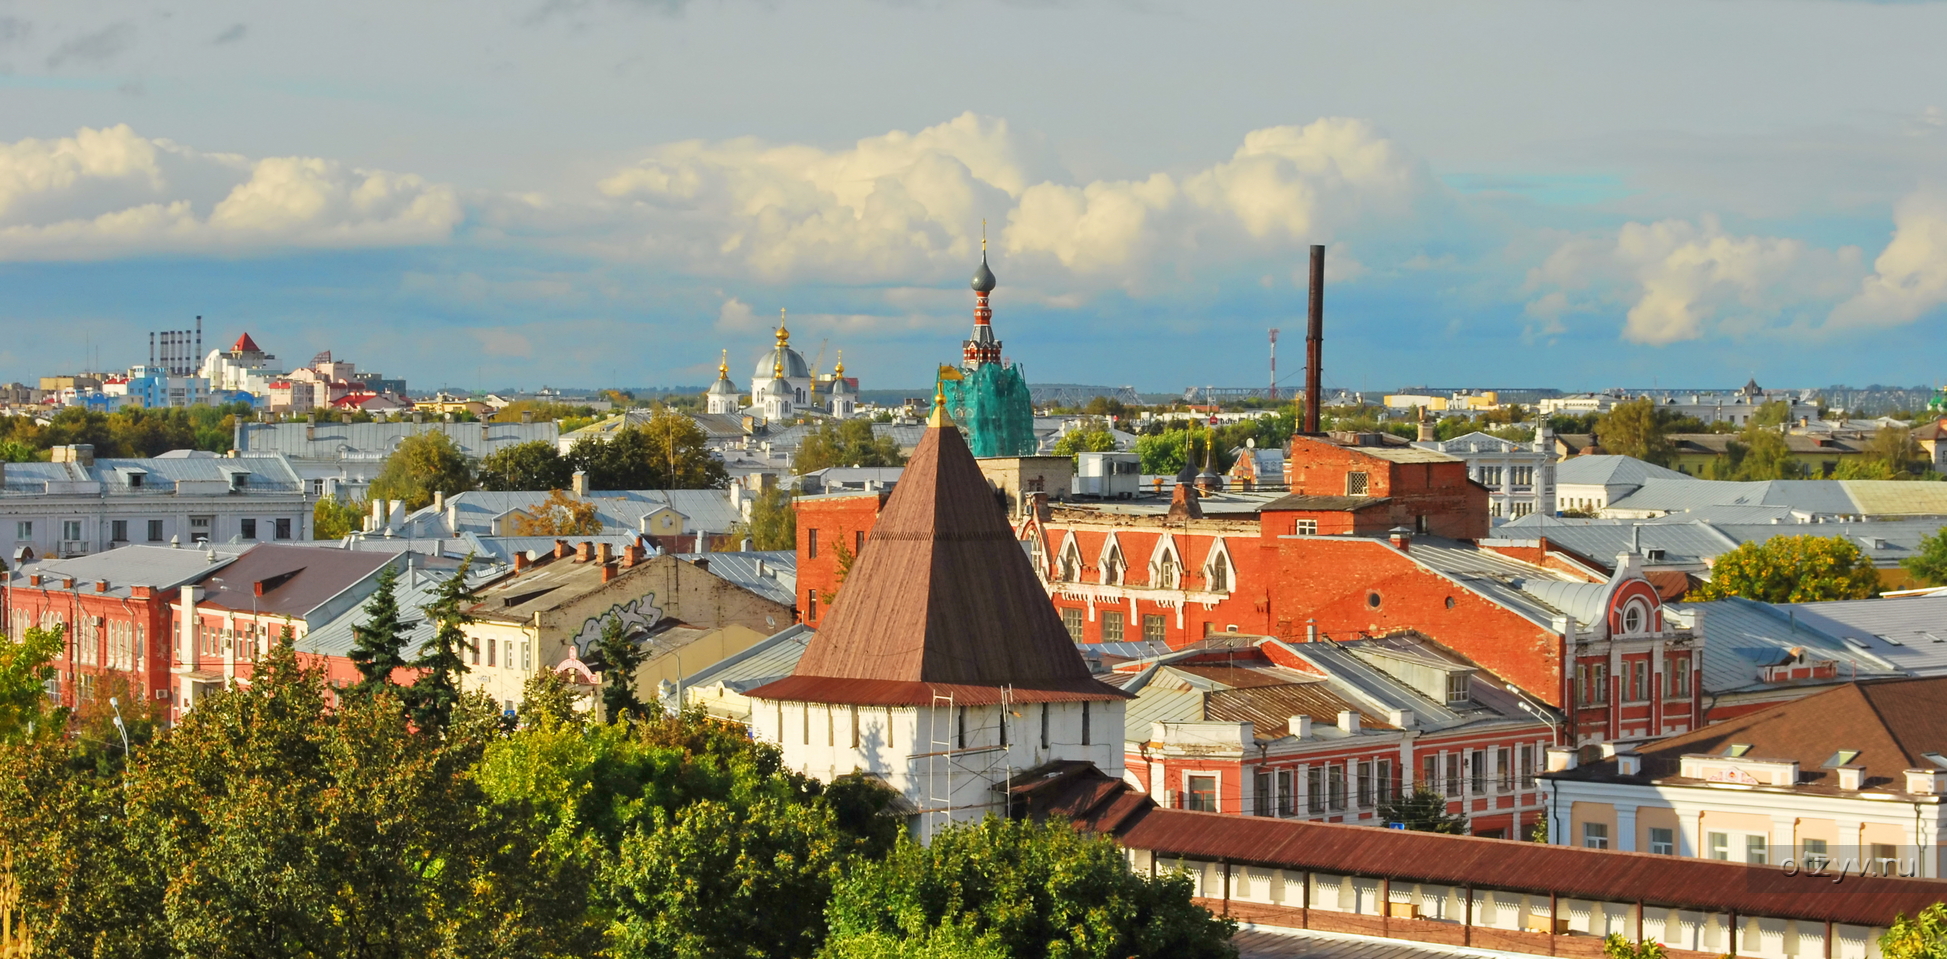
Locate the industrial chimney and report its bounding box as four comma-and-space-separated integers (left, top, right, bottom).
1303, 244, 1325, 434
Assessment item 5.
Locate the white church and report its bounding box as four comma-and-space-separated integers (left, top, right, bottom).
704, 312, 857, 423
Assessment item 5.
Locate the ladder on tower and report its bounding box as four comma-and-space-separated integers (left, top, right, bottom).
927, 690, 954, 837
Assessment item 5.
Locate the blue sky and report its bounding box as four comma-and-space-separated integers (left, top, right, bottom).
0, 0, 1943, 394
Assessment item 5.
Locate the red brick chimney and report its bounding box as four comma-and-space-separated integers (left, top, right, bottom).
1389, 526, 1412, 552
597, 542, 613, 565
95, 580, 110, 593
575, 541, 593, 563
601, 562, 617, 583
553, 539, 570, 559
514, 550, 531, 572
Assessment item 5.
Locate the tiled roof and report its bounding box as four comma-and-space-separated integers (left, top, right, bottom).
751, 419, 1126, 705
1603, 677, 1947, 793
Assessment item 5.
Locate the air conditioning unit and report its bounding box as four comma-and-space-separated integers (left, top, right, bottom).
154, 688, 171, 701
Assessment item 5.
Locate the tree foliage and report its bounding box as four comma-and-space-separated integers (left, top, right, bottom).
825, 817, 1237, 959
313, 494, 367, 540
1375, 787, 1467, 834
1603, 933, 1670, 959
1882, 902, 1947, 959
479, 439, 575, 491
369, 430, 476, 510
796, 419, 907, 475
0, 624, 64, 743
0, 402, 251, 457
406, 558, 479, 732
596, 616, 648, 724
511, 488, 605, 536
734, 486, 797, 551
565, 410, 728, 491
1900, 528, 1947, 587
348, 563, 411, 696
1594, 398, 1675, 466
1692, 534, 1880, 603
1053, 418, 1119, 456
1866, 425, 1928, 477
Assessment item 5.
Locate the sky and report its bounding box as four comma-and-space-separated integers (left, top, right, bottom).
0, 0, 1944, 396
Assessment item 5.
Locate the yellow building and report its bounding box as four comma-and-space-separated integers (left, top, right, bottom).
1541, 678, 1947, 878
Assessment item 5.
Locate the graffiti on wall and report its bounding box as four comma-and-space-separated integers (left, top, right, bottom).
571, 594, 664, 656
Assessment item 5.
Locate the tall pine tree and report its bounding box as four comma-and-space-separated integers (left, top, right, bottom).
347, 563, 409, 696
408, 556, 479, 733
595, 616, 647, 723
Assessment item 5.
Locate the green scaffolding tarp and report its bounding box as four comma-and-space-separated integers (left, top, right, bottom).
942, 363, 1037, 458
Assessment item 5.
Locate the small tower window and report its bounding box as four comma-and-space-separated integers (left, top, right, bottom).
1207, 552, 1230, 593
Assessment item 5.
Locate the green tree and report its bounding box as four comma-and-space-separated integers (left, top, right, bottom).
1732, 428, 1805, 480
314, 494, 367, 539
479, 439, 573, 491
0, 624, 64, 743
348, 563, 411, 696
1900, 528, 1947, 586
1135, 429, 1193, 475
796, 419, 907, 475
1751, 400, 1793, 430
1881, 902, 1947, 959
1692, 535, 1880, 603
0, 438, 36, 462
511, 488, 606, 536
826, 817, 1236, 959
1594, 398, 1674, 465
1054, 418, 1119, 456
642, 406, 731, 489
519, 668, 586, 727
607, 798, 847, 959
595, 616, 648, 724
567, 427, 662, 489
1604, 933, 1670, 959
1375, 787, 1467, 833
407, 557, 478, 732
733, 486, 797, 551
1866, 425, 1926, 477
370, 430, 476, 510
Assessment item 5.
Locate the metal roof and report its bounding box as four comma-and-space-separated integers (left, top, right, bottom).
1665, 597, 1901, 694
236, 421, 559, 461
1503, 515, 1945, 569
1398, 536, 1588, 629
682, 624, 816, 693
421, 488, 745, 536
674, 551, 796, 607
1844, 481, 1947, 517
1554, 455, 1689, 487
300, 561, 501, 661
0, 453, 305, 495
1782, 594, 1947, 676
1606, 479, 1865, 517
12, 543, 247, 597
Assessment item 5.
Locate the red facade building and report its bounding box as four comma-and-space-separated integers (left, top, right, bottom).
794, 490, 888, 629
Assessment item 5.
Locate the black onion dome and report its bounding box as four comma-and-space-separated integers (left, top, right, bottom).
971, 252, 997, 293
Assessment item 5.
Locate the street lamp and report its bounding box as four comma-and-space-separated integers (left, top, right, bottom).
108, 696, 129, 756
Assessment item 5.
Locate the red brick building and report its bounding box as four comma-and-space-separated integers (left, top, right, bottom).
1279, 433, 1489, 540
5, 545, 241, 712
793, 490, 888, 628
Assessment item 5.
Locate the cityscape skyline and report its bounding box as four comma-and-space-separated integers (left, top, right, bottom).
1, 1, 1944, 390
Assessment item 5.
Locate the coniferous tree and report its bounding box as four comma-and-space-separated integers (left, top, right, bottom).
408, 557, 478, 733
595, 616, 647, 723
347, 563, 410, 696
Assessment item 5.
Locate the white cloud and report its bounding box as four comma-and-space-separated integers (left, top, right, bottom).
1828, 187, 1947, 329
1525, 215, 1865, 345
0, 124, 461, 259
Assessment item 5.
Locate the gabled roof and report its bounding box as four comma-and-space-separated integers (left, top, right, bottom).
193, 543, 396, 618
750, 417, 1127, 706
232, 332, 261, 353
1554, 454, 1689, 487
1588, 677, 1947, 793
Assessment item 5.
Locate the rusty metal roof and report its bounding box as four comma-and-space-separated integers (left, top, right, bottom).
752, 421, 1125, 704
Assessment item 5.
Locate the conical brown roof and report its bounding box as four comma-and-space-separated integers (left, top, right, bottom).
751, 418, 1127, 706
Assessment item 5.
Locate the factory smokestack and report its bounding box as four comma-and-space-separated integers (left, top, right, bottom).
1304, 244, 1324, 434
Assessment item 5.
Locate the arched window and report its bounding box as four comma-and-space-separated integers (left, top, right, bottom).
1103, 545, 1125, 586
1059, 541, 1081, 582
1207, 552, 1231, 593
1154, 551, 1180, 589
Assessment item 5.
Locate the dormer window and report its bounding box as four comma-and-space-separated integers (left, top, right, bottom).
1154, 553, 1179, 589
1059, 541, 1080, 582
1102, 545, 1125, 586
1623, 604, 1644, 634
1206, 552, 1230, 593
1445, 673, 1472, 704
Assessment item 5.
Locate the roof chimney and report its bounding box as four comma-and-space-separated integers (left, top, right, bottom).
1337, 710, 1360, 734
94, 579, 109, 593
1837, 765, 1865, 790
520, 410, 534, 424
1616, 752, 1641, 776
575, 541, 593, 563
601, 562, 617, 583
1546, 746, 1577, 772
1905, 769, 1947, 795
1389, 526, 1412, 552
597, 542, 613, 565
1290, 714, 1311, 739
693, 556, 710, 574
553, 539, 570, 559
433, 489, 444, 513
514, 549, 532, 572
571, 470, 589, 497
1304, 243, 1324, 433
1387, 708, 1415, 728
